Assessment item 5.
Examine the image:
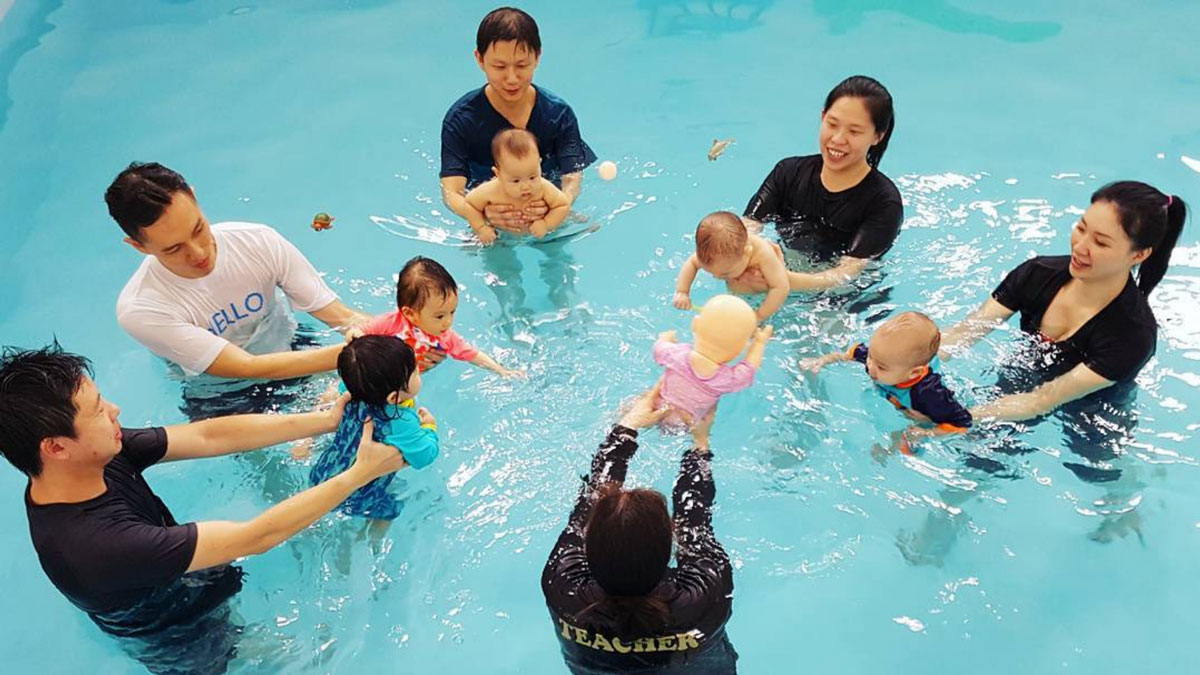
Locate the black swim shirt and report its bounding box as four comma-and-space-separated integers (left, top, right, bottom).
744, 154, 903, 260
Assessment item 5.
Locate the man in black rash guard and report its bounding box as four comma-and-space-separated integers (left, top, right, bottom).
542, 388, 736, 674
745, 154, 904, 262
0, 344, 407, 675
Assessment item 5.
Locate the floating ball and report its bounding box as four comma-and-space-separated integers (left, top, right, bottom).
597, 160, 618, 181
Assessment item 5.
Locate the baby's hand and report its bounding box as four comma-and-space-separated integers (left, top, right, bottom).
290, 438, 314, 460
672, 292, 692, 310
798, 356, 828, 373
476, 225, 498, 245
417, 407, 437, 428
754, 325, 774, 343
529, 219, 549, 238
499, 367, 528, 380
657, 330, 678, 343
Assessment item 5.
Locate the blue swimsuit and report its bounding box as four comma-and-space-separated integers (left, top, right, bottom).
849, 343, 972, 431
309, 399, 439, 520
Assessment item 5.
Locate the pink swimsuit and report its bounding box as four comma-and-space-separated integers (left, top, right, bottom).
654, 339, 757, 420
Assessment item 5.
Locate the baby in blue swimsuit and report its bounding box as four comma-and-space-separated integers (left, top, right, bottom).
802, 311, 971, 451
310, 335, 439, 521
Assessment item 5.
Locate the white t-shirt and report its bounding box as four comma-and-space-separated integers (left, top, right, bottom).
116, 222, 338, 376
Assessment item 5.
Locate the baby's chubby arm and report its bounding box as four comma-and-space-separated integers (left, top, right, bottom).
530, 179, 572, 237
744, 325, 773, 369
673, 254, 702, 310
469, 351, 527, 379
751, 237, 791, 322
464, 182, 499, 244
798, 349, 853, 373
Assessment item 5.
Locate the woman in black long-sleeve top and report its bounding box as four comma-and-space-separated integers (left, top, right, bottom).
541, 386, 737, 674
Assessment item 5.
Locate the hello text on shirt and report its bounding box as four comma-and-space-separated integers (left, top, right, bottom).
207, 292, 267, 336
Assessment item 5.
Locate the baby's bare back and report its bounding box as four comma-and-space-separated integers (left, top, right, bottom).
725, 237, 786, 293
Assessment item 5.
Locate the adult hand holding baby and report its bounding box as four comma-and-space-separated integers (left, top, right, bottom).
483, 203, 529, 234
618, 381, 670, 429
350, 418, 409, 481
522, 197, 550, 220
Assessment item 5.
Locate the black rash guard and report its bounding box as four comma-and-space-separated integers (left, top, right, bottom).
541, 426, 735, 673
992, 255, 1157, 383
744, 154, 903, 261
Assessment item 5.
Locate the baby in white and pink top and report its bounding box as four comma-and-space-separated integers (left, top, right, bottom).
361, 256, 523, 378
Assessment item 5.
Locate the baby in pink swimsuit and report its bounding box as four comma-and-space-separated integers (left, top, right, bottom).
653, 295, 773, 427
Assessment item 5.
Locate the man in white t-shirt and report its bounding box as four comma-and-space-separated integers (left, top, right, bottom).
108, 162, 370, 380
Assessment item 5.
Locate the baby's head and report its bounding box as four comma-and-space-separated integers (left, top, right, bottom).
865, 311, 941, 386
338, 334, 421, 405
491, 129, 544, 202
396, 256, 459, 336
695, 211, 752, 280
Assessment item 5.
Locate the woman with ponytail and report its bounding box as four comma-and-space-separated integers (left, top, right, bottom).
541, 384, 737, 674
743, 75, 902, 291
939, 181, 1189, 423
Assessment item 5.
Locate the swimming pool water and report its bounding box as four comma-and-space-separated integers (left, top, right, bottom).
2, 1, 1199, 673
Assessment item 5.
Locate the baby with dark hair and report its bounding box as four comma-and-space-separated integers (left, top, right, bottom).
462, 129, 572, 244
308, 335, 438, 521
360, 256, 523, 377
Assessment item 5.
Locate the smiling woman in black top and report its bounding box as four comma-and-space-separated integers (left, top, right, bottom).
744, 76, 903, 291
940, 181, 1189, 421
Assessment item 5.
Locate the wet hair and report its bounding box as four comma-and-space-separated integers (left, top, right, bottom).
1091, 181, 1190, 295
0, 342, 93, 477
877, 311, 941, 366
104, 162, 195, 240
395, 256, 459, 312
695, 211, 748, 265
491, 128, 540, 166
579, 487, 673, 636
823, 75, 895, 169
476, 7, 541, 56
337, 335, 417, 408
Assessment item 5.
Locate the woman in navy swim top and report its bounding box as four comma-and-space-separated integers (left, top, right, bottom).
940, 181, 1189, 423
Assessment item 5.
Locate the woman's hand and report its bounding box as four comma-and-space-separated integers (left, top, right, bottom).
618, 381, 670, 429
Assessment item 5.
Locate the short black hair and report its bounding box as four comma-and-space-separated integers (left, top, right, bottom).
476, 7, 541, 56
104, 161, 194, 240
0, 343, 93, 477
396, 256, 459, 312
338, 335, 417, 408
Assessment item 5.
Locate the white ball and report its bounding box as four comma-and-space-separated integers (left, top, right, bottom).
597, 160, 618, 181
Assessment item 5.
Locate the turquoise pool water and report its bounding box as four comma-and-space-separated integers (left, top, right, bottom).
2, 1, 1199, 672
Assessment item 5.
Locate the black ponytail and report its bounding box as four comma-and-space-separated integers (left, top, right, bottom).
824, 75, 895, 169
1091, 181, 1190, 295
